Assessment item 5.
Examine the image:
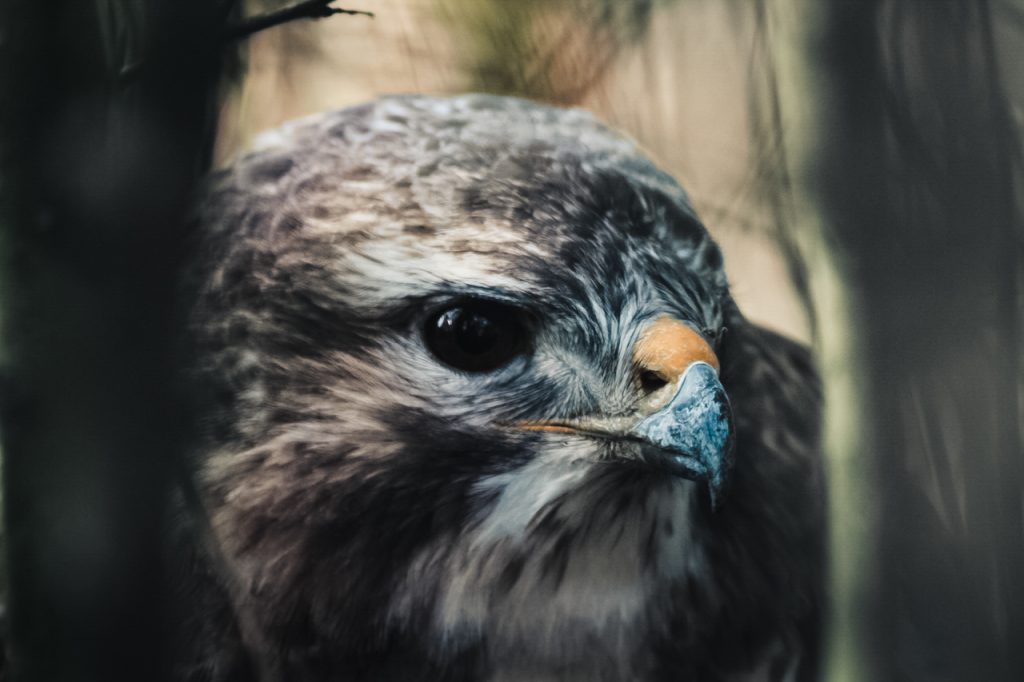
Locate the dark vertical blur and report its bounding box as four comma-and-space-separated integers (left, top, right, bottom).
0, 1, 229, 680
814, 1, 1023, 680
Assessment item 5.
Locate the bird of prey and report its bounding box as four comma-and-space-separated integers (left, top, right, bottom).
177, 94, 826, 682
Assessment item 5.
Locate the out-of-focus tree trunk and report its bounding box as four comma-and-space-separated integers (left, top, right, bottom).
756, 5, 875, 677
794, 1, 1024, 680
0, 2, 229, 680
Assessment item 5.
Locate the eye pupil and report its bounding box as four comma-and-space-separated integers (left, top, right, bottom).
455, 311, 496, 354
425, 301, 527, 372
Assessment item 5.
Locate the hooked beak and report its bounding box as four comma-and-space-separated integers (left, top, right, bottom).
513, 317, 735, 508
630, 361, 734, 507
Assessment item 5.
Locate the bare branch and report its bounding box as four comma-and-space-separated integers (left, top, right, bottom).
226, 0, 373, 41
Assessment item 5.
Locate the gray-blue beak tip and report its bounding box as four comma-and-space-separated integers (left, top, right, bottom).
631, 361, 735, 508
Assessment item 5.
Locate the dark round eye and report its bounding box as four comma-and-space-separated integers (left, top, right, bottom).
424, 301, 528, 372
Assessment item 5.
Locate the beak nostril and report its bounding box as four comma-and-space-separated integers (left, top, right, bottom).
639, 369, 669, 395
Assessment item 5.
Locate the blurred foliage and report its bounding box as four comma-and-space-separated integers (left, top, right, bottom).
438, 0, 672, 103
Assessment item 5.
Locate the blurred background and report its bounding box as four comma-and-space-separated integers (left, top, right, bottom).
1, 1, 1022, 680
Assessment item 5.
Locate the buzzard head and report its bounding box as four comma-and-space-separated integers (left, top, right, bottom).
187, 94, 818, 680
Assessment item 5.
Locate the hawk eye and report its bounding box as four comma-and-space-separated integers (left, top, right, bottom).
424, 301, 528, 372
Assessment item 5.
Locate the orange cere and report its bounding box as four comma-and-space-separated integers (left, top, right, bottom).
633, 315, 719, 382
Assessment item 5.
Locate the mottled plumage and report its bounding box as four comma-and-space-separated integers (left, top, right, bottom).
178, 94, 825, 682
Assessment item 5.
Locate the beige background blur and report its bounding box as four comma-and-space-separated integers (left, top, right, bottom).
217, 0, 811, 342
